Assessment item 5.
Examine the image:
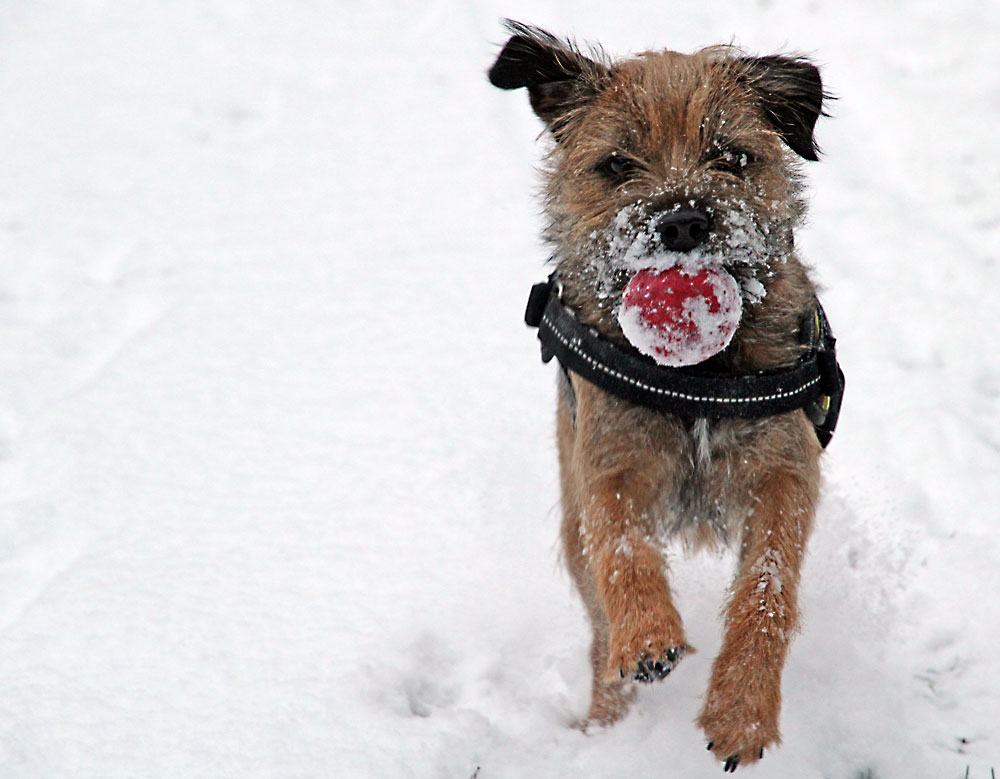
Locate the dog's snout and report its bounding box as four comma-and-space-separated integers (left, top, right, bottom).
656, 208, 711, 252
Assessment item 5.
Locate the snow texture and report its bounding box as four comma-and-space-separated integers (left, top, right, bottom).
1, 2, 999, 778
604, 202, 771, 275
593, 199, 772, 311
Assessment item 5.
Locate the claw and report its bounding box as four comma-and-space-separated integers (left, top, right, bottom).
632, 651, 678, 683
650, 658, 670, 679
632, 656, 654, 682
759, 747, 764, 759
723, 756, 740, 773
706, 742, 714, 751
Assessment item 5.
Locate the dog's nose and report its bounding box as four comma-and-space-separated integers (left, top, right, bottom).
656, 208, 710, 252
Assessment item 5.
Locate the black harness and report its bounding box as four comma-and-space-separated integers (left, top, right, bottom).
524, 277, 845, 448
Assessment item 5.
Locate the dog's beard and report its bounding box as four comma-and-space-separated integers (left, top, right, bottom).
584, 198, 778, 306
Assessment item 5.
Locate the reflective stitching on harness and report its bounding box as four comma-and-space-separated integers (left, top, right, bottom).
542, 313, 820, 406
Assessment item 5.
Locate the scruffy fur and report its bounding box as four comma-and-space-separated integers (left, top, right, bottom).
490, 22, 831, 771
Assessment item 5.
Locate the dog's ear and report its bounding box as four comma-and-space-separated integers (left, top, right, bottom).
739, 55, 827, 161
488, 20, 609, 134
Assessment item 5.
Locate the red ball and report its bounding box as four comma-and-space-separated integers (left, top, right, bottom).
617, 265, 743, 367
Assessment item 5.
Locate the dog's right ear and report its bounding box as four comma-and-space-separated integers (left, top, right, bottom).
738, 55, 828, 161
488, 21, 609, 134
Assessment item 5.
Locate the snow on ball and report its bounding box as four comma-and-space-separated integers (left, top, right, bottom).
617, 265, 743, 367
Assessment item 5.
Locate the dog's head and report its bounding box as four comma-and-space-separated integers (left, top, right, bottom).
490, 22, 827, 315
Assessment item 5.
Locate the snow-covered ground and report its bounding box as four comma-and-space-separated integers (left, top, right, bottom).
1, 1, 998, 776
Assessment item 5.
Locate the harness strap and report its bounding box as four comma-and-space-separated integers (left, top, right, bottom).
525, 278, 844, 447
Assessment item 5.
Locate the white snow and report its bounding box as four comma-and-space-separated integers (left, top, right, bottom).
603, 199, 771, 277
1, 2, 998, 778
741, 276, 767, 303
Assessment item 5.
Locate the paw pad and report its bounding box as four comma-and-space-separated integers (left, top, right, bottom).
629, 646, 685, 683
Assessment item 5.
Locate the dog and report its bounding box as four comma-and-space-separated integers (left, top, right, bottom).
489, 21, 842, 771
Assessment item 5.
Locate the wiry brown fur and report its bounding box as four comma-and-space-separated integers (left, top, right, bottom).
490, 22, 830, 771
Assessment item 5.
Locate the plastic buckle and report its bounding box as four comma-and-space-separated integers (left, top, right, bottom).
525, 280, 553, 328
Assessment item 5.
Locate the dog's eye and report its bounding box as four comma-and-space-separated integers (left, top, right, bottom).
711, 149, 755, 178
595, 153, 640, 183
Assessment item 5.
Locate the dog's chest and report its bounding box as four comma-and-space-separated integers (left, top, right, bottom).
654, 418, 754, 542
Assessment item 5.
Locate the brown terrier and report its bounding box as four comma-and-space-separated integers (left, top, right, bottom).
489, 22, 842, 772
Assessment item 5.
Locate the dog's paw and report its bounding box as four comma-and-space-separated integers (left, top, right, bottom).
606, 640, 689, 684
579, 682, 638, 731
706, 742, 768, 773
629, 646, 686, 683
699, 705, 779, 772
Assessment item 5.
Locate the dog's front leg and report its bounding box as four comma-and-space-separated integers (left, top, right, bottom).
580, 475, 688, 688
564, 381, 689, 713
698, 464, 819, 771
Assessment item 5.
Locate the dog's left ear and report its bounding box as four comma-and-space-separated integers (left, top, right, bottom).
488, 20, 610, 135
740, 55, 827, 161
